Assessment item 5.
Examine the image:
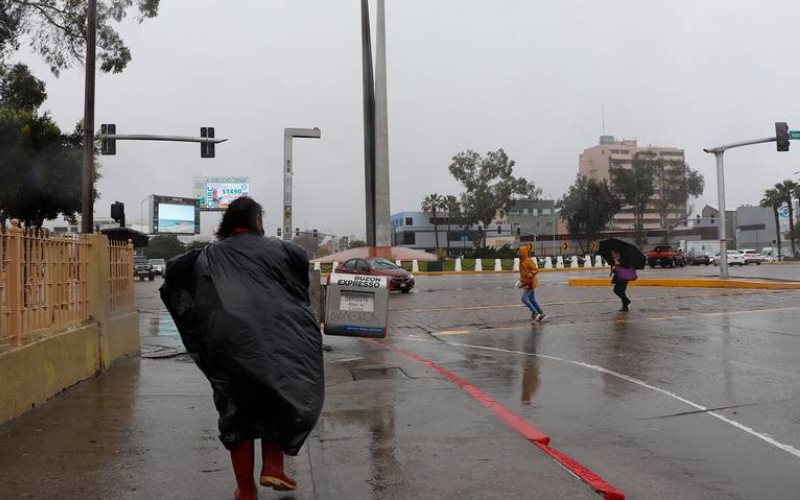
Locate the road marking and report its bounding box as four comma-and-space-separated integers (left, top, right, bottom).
426, 305, 800, 336
392, 290, 788, 314
441, 341, 800, 461
363, 339, 626, 500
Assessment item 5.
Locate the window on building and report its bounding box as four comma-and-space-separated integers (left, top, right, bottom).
405, 217, 413, 226
522, 208, 529, 215
497, 225, 502, 234
542, 208, 552, 215
532, 208, 538, 216
402, 232, 415, 245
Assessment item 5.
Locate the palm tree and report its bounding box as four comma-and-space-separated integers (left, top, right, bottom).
776, 180, 798, 256
421, 193, 444, 252
761, 188, 783, 258
443, 195, 461, 257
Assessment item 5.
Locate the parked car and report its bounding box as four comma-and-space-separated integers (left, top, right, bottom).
336, 258, 415, 292
647, 246, 686, 268
686, 252, 711, 266
133, 255, 155, 281
738, 249, 762, 265
148, 259, 166, 276
715, 251, 746, 266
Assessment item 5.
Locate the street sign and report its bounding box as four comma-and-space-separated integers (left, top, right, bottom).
561, 241, 569, 252
791, 130, 800, 140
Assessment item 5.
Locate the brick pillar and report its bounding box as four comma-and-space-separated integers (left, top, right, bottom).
86, 234, 111, 369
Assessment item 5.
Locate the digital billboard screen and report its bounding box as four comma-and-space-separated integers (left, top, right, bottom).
152, 196, 200, 235
193, 176, 250, 211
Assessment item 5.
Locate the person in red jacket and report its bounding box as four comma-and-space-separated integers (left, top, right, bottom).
519, 245, 546, 322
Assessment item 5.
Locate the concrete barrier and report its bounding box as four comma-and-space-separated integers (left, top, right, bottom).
544, 257, 553, 269
412, 260, 420, 273
595, 255, 605, 267
395, 260, 402, 267
556, 256, 564, 269
475, 259, 483, 272
455, 258, 462, 272
584, 255, 593, 268
513, 258, 520, 271
571, 256, 579, 268
494, 259, 502, 271
313, 261, 321, 271
332, 261, 339, 272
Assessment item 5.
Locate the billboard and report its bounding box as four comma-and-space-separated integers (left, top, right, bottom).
152, 195, 200, 235
193, 176, 250, 211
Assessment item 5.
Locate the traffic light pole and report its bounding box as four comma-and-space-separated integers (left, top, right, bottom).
703, 135, 776, 278
81, 0, 97, 234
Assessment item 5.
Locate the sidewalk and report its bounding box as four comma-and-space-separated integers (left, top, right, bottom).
0, 336, 600, 500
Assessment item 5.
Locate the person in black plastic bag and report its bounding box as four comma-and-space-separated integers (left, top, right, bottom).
160, 197, 323, 500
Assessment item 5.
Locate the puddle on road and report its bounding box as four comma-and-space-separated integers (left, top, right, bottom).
141, 314, 178, 337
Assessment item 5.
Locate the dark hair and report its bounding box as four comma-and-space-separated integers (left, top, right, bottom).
216, 196, 265, 240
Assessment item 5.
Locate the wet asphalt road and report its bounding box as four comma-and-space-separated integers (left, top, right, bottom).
2, 265, 800, 499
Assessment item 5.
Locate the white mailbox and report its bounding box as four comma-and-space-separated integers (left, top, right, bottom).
324, 273, 389, 338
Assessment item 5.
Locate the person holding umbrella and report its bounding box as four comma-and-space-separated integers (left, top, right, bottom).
598, 239, 646, 313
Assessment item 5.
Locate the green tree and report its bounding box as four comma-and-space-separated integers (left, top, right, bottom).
654, 161, 705, 232
0, 65, 98, 228
610, 151, 658, 245
421, 193, 444, 253
145, 234, 185, 260
443, 194, 461, 257
760, 188, 784, 258
2, 0, 161, 75
185, 240, 211, 252
776, 180, 798, 256
0, 63, 46, 111
293, 234, 322, 259
449, 148, 540, 247
558, 175, 621, 251
348, 239, 367, 249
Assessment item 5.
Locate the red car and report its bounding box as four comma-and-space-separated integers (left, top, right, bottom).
335, 258, 415, 293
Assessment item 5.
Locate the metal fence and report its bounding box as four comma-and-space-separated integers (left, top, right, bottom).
0, 221, 134, 347
109, 239, 135, 314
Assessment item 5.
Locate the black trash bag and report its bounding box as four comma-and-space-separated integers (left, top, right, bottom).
160, 234, 324, 455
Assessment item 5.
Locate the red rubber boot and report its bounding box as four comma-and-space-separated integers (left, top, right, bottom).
260, 441, 297, 491
230, 440, 258, 500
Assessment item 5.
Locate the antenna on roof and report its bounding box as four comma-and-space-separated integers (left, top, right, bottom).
602, 105, 606, 135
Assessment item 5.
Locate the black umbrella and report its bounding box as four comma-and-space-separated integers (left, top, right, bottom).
598, 238, 646, 270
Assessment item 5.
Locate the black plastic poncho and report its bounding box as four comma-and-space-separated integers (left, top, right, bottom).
160, 233, 324, 455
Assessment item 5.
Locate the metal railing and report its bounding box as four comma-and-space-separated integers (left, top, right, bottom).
109, 239, 135, 314
0, 221, 135, 347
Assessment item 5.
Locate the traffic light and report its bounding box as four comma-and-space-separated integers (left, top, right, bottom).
276, 228, 282, 237
295, 228, 300, 238
110, 201, 125, 227
201, 127, 215, 158
100, 124, 116, 155
312, 229, 319, 239
776, 122, 790, 152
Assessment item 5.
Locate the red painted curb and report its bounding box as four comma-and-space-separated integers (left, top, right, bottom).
363, 339, 625, 500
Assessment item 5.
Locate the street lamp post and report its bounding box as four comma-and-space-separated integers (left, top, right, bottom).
283, 128, 322, 242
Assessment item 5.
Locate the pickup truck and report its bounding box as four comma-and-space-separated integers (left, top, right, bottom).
133, 255, 155, 281
647, 246, 687, 268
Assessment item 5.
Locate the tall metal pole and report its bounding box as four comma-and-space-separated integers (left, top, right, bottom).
360, 0, 377, 246
715, 152, 729, 278
283, 134, 293, 241
81, 0, 97, 233
374, 0, 392, 247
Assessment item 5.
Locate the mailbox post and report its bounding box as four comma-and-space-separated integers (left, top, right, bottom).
324, 273, 389, 338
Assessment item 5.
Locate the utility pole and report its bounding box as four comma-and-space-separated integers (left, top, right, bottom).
360, 0, 376, 246
374, 0, 392, 247
81, 0, 97, 234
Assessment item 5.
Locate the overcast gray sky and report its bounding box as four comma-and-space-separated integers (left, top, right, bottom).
16, 0, 800, 238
